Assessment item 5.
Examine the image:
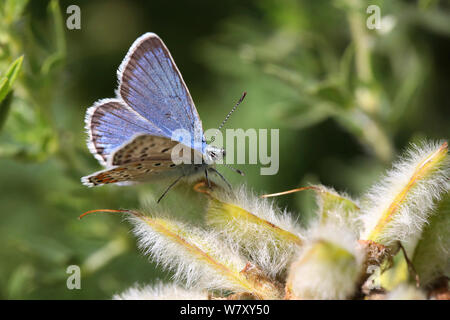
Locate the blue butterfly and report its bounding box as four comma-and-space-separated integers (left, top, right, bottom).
82, 33, 244, 202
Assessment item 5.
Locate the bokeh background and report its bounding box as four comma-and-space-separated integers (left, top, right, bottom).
0, 0, 449, 299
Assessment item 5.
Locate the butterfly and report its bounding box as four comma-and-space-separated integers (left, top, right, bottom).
82, 33, 244, 202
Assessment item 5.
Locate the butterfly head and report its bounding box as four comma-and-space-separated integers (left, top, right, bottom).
205, 145, 225, 163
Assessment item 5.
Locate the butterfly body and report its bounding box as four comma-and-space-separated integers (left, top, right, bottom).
82, 33, 228, 196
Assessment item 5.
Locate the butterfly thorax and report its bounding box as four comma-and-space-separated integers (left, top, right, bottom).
204, 145, 225, 165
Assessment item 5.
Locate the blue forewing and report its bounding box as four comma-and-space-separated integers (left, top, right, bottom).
117, 33, 205, 153
86, 98, 165, 165
86, 33, 206, 167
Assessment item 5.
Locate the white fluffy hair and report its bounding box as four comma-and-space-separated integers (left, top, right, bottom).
288, 223, 365, 300
312, 184, 362, 236
113, 282, 208, 300
359, 141, 449, 246
127, 213, 251, 293
385, 284, 427, 300
208, 185, 304, 278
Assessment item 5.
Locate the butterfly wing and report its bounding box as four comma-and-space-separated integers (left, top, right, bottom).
83, 33, 208, 188
82, 134, 205, 186
85, 99, 166, 166
109, 134, 178, 166
81, 160, 183, 187
117, 32, 205, 153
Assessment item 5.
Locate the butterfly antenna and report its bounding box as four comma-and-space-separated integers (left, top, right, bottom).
210, 91, 247, 143
224, 164, 245, 176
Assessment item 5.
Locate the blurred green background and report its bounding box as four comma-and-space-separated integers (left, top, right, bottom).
0, 0, 449, 299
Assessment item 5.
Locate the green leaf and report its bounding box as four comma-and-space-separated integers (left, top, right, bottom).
0, 55, 23, 103
412, 194, 450, 286
0, 91, 13, 131
0, 56, 23, 131
310, 185, 360, 225
0, 77, 7, 95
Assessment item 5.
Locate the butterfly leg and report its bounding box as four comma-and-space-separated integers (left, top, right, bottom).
157, 175, 185, 203
204, 169, 212, 189
208, 168, 232, 190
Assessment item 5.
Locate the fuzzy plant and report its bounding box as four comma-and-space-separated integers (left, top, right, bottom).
81, 140, 449, 300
